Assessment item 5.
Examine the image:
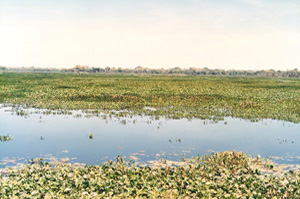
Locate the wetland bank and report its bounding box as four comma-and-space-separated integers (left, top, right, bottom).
1, 73, 300, 197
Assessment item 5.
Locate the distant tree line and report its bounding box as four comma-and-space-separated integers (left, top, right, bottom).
1, 65, 300, 78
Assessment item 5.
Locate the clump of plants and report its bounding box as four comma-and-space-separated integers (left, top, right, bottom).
0, 134, 13, 142
88, 132, 93, 139
1, 151, 300, 198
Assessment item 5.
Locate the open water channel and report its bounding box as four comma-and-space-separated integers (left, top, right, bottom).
1, 106, 300, 168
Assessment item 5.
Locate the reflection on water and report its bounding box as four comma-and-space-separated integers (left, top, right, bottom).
0, 107, 300, 168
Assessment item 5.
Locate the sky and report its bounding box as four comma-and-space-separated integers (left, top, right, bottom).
0, 0, 300, 70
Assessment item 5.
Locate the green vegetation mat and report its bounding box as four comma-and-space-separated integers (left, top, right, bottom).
1, 72, 300, 122
1, 73, 300, 198
0, 151, 299, 198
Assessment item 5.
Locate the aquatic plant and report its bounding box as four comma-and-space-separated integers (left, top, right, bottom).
1, 151, 300, 198
1, 73, 300, 123
88, 132, 93, 140
0, 134, 13, 142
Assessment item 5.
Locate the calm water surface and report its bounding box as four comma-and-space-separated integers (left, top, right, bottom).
1, 107, 300, 167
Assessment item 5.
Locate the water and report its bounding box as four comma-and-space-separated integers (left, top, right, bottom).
1, 107, 300, 167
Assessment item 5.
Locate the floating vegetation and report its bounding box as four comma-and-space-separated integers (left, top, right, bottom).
88, 132, 93, 140
1, 151, 300, 198
0, 134, 13, 142
1, 73, 300, 123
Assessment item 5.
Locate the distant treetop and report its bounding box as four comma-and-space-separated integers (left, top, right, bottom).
1, 65, 300, 78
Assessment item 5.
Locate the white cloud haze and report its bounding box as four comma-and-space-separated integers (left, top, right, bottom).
0, 0, 300, 70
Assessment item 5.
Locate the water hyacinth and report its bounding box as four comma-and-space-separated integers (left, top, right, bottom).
0, 135, 13, 142
1, 73, 300, 123
2, 73, 300, 198
0, 151, 300, 198
88, 132, 94, 140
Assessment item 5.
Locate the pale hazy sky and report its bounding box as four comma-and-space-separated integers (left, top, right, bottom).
0, 0, 300, 70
